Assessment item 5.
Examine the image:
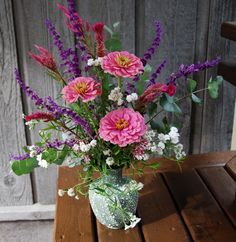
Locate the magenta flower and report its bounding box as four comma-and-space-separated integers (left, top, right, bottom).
101, 51, 144, 78
92, 22, 106, 57
28, 45, 57, 71
62, 77, 102, 103
25, 112, 55, 122
99, 108, 147, 147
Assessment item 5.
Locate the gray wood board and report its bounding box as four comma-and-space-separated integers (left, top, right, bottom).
12, 0, 74, 204
0, 220, 53, 242
0, 0, 33, 206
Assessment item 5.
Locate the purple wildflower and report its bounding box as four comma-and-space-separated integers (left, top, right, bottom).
148, 60, 167, 86
10, 153, 30, 161
46, 138, 77, 149
45, 19, 81, 78
141, 21, 162, 66
168, 57, 221, 84
14, 69, 44, 106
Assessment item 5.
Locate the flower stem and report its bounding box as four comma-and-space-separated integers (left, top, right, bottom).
118, 77, 123, 90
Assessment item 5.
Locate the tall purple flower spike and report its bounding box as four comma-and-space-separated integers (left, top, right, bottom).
148, 60, 167, 86
141, 21, 162, 66
167, 57, 221, 84
45, 19, 81, 78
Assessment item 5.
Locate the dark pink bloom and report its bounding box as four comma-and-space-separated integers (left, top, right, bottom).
165, 83, 176, 96
25, 112, 55, 122
62, 77, 102, 103
28, 45, 57, 71
92, 22, 106, 57
101, 51, 144, 78
99, 108, 147, 147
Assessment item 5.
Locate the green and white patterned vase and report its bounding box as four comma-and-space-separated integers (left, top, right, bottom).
88, 168, 143, 230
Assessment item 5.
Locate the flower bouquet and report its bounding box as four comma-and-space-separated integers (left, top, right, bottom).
10, 0, 223, 230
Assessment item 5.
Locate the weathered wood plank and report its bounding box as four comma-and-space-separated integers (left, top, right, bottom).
225, 155, 236, 180
53, 167, 95, 242
221, 21, 236, 41
0, 220, 53, 242
198, 166, 236, 227
164, 170, 236, 241
137, 173, 190, 242
12, 0, 74, 204
0, 203, 55, 221
137, 0, 198, 152
193, 0, 236, 153
97, 221, 142, 242
0, 0, 33, 206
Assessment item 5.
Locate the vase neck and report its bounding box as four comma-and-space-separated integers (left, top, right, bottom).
103, 168, 123, 184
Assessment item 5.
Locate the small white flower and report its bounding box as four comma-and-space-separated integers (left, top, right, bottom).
79, 142, 91, 152
103, 149, 111, 156
182, 151, 186, 157
126, 93, 138, 102
170, 127, 178, 133
136, 182, 144, 190
28, 145, 36, 151
158, 133, 170, 143
117, 98, 123, 106
124, 214, 141, 230
75, 195, 80, 200
61, 132, 70, 141
108, 87, 123, 105
89, 139, 97, 147
142, 154, 150, 161
29, 150, 37, 158
158, 142, 165, 149
106, 157, 115, 166
87, 58, 94, 66
156, 147, 163, 155
25, 120, 38, 130
171, 136, 179, 144
22, 114, 25, 119
150, 145, 158, 152
67, 188, 75, 197
58, 189, 65, 197
36, 153, 49, 168
72, 144, 80, 152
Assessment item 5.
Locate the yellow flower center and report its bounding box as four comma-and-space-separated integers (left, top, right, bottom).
115, 118, 129, 130
73, 82, 87, 94
116, 55, 130, 67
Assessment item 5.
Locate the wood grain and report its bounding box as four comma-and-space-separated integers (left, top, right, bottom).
137, 0, 198, 152
194, 0, 236, 153
97, 221, 142, 242
0, 220, 53, 242
137, 173, 190, 242
0, 0, 33, 206
53, 167, 95, 242
198, 166, 236, 227
225, 155, 236, 180
12, 0, 74, 204
164, 170, 236, 241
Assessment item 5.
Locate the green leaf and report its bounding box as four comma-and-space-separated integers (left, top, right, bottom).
113, 22, 120, 28
136, 64, 152, 95
54, 146, 70, 165
208, 76, 223, 99
148, 103, 157, 116
188, 79, 197, 93
160, 95, 182, 114
191, 93, 202, 104
148, 162, 160, 169
104, 25, 113, 35
105, 38, 121, 51
12, 158, 38, 176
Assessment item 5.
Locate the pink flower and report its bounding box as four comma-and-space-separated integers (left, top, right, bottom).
101, 51, 144, 78
28, 45, 57, 71
99, 108, 147, 147
92, 22, 106, 57
62, 77, 102, 103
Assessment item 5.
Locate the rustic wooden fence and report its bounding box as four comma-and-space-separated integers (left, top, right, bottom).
0, 0, 236, 241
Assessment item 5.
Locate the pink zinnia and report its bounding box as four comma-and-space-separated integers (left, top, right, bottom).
62, 77, 102, 103
99, 108, 147, 147
28, 45, 57, 71
101, 51, 144, 78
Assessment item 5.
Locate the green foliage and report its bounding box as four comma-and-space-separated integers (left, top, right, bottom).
11, 158, 38, 176
160, 94, 182, 114
137, 64, 152, 95
191, 93, 202, 104
147, 102, 157, 116
188, 79, 197, 93
208, 76, 223, 99
105, 25, 122, 51
150, 117, 169, 133
42, 146, 70, 165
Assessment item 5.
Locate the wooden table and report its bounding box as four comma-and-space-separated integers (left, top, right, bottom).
53, 151, 236, 242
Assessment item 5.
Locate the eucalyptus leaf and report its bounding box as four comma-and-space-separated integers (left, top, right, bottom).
188, 79, 197, 93
160, 95, 182, 114
208, 76, 223, 99
191, 93, 202, 104
12, 158, 38, 176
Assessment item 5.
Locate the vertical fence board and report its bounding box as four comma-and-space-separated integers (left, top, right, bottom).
0, 0, 33, 206
199, 0, 236, 153
12, 0, 74, 204
137, 0, 198, 152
